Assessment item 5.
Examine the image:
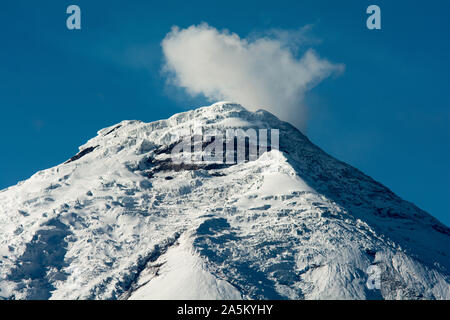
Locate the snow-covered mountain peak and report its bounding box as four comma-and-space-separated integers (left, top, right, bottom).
0, 102, 449, 300
80, 102, 275, 152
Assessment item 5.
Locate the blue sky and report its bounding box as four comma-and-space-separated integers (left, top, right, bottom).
0, 1, 449, 225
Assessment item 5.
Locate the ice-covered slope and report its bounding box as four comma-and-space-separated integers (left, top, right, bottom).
0, 102, 449, 300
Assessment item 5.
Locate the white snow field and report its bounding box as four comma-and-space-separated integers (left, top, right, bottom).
0, 102, 449, 300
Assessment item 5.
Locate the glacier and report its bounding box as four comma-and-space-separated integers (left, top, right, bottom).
0, 102, 449, 300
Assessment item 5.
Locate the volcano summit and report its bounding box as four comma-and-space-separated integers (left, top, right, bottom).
0, 102, 448, 300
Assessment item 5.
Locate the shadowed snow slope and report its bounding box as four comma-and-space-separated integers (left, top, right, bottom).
0, 102, 449, 300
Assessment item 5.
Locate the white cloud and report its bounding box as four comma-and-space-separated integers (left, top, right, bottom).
162, 23, 343, 128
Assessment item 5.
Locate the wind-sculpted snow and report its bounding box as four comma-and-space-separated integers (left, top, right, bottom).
0, 102, 449, 300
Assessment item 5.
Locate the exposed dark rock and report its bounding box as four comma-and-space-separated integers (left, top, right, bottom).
65, 146, 99, 164
104, 125, 122, 136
